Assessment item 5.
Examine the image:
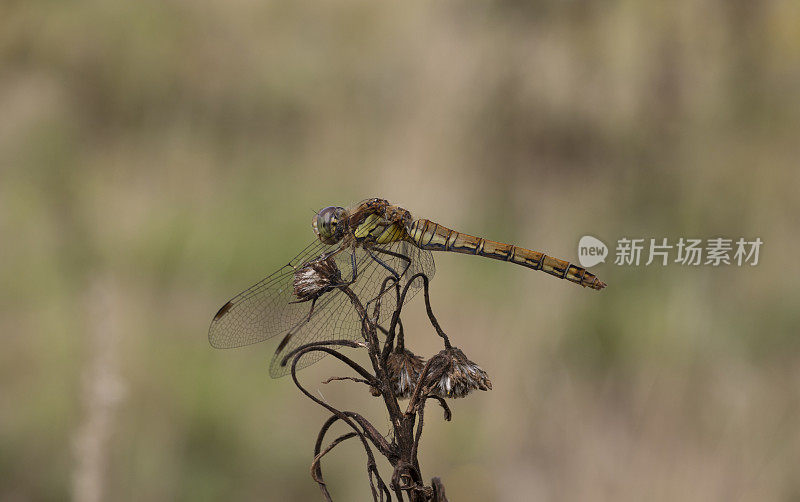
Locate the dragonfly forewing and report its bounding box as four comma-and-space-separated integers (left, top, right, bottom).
208, 237, 435, 378
208, 239, 333, 349
268, 240, 434, 378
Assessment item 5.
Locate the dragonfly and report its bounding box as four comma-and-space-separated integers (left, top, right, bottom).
209, 198, 606, 377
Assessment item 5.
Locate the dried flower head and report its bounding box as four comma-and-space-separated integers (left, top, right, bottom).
386, 348, 425, 399
293, 255, 342, 301
423, 347, 492, 399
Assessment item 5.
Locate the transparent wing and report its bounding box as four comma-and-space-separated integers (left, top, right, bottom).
208, 239, 334, 349
269, 240, 435, 378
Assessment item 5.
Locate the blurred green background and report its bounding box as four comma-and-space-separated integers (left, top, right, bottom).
2, 1, 799, 500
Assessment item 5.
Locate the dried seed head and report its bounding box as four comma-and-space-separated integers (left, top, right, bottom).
386, 348, 425, 399
293, 256, 342, 301
423, 347, 492, 399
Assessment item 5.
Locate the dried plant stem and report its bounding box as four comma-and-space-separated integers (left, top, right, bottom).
288, 273, 462, 501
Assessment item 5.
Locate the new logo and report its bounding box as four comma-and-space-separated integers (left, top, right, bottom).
578, 236, 608, 268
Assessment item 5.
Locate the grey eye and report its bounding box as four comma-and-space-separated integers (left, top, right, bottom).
315, 206, 345, 244
318, 207, 336, 234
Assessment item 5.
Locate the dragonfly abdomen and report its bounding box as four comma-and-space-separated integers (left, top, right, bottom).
408, 219, 606, 290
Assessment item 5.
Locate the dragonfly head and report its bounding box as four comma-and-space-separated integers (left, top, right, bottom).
313, 206, 347, 244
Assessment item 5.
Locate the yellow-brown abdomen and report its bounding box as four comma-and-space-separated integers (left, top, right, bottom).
408, 219, 606, 290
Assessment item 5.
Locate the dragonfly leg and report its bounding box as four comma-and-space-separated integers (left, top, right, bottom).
348, 248, 358, 283
331, 248, 359, 288
362, 246, 413, 317
369, 246, 413, 281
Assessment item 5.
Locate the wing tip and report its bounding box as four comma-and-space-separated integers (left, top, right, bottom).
213, 301, 234, 321
209, 301, 235, 348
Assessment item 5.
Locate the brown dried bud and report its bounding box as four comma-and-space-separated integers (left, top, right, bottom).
423, 347, 492, 399
293, 256, 342, 301
386, 348, 425, 399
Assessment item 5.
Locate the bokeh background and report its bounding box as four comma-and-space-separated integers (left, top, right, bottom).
2, 1, 799, 500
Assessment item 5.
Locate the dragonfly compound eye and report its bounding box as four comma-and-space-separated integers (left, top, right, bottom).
313, 206, 346, 244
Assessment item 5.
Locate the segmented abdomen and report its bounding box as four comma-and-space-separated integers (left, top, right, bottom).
407, 219, 606, 290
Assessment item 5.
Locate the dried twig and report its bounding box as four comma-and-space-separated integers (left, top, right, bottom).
286, 270, 491, 501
